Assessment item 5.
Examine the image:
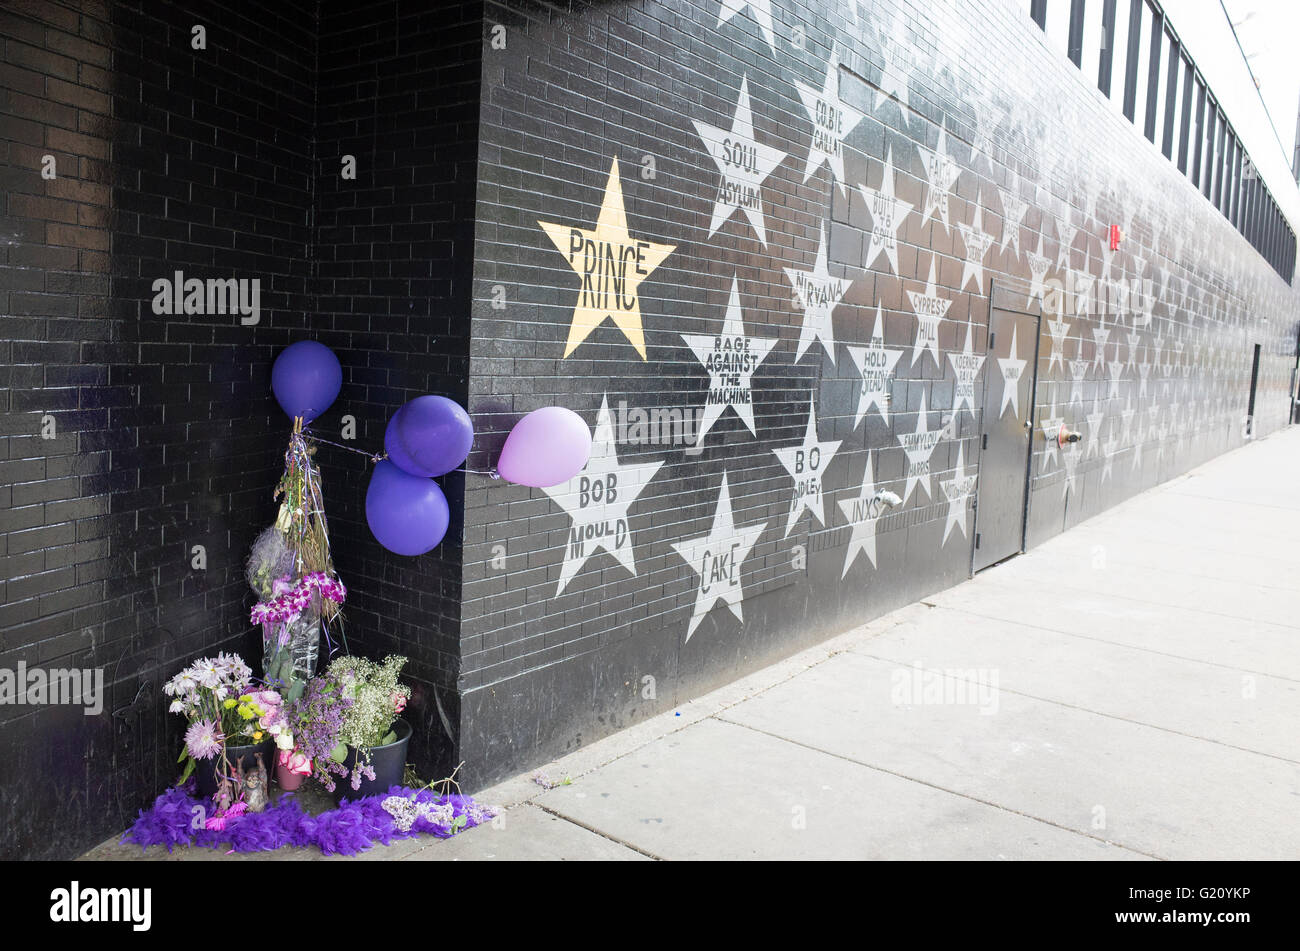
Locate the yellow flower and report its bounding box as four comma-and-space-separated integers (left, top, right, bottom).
223, 699, 237, 709
238, 694, 252, 703
237, 704, 252, 718
253, 731, 263, 740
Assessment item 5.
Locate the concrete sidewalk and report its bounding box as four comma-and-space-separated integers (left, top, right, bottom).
88, 428, 1300, 861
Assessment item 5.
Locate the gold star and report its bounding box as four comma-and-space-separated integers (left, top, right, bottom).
538, 158, 675, 359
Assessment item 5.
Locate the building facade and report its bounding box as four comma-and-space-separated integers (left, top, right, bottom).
1, 0, 1297, 859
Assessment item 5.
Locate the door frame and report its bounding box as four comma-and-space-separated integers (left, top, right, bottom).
969, 278, 1045, 575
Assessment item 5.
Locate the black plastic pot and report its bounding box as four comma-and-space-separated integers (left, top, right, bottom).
330, 718, 412, 801
193, 737, 277, 800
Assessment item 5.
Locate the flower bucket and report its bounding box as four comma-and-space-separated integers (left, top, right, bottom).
194, 737, 277, 800
330, 718, 411, 802
276, 750, 311, 791
276, 762, 306, 791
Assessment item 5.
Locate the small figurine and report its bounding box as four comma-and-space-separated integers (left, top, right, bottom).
241, 752, 270, 813
213, 774, 235, 817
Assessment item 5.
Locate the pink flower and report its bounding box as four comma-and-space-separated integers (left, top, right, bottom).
205, 801, 247, 831
392, 691, 407, 714
278, 750, 312, 776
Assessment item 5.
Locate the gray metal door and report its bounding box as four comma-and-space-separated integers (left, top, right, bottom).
972, 286, 1042, 572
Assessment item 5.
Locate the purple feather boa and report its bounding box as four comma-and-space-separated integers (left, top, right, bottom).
123, 785, 494, 857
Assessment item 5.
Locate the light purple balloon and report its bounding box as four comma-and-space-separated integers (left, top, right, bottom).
497, 407, 592, 488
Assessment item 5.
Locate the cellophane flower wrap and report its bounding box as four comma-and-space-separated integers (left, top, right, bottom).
253, 571, 346, 702
249, 432, 348, 703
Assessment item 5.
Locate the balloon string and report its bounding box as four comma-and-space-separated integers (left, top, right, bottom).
301, 430, 500, 479
301, 430, 386, 463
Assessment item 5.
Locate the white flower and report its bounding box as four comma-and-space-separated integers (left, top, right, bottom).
275, 733, 295, 750
168, 700, 184, 714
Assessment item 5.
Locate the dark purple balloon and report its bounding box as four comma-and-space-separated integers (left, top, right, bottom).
271, 341, 342, 423
365, 461, 450, 556
384, 396, 474, 478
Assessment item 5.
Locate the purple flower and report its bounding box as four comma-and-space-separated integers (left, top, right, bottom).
185, 719, 224, 760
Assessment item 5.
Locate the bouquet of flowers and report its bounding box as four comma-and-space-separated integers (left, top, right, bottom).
290, 654, 410, 793
246, 431, 348, 703
164, 653, 293, 784
251, 570, 346, 703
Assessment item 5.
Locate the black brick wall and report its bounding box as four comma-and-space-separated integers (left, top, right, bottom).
2, 0, 317, 859
2, 0, 1298, 858
1, 0, 481, 859
313, 0, 481, 784
457, 0, 1300, 784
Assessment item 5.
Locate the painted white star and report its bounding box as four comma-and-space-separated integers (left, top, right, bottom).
1056, 217, 1078, 270
947, 323, 987, 416
837, 451, 888, 577
918, 127, 961, 230
940, 443, 977, 545
1120, 396, 1136, 444
845, 302, 903, 427
1027, 231, 1052, 307
1046, 313, 1071, 373
795, 48, 866, 195
544, 395, 665, 595
1085, 396, 1105, 458
906, 256, 951, 369
672, 472, 766, 642
858, 145, 913, 276
969, 104, 1006, 168
773, 395, 843, 536
1101, 428, 1118, 483
997, 324, 1028, 419
1071, 250, 1095, 318
956, 198, 996, 294
874, 13, 912, 109
1106, 353, 1124, 398
1092, 320, 1110, 371
784, 225, 853, 366
692, 76, 787, 246
1068, 357, 1089, 404
680, 276, 778, 444
997, 181, 1029, 258
716, 0, 776, 54
897, 390, 944, 506
1147, 404, 1164, 465
1061, 443, 1080, 498
1040, 394, 1063, 473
